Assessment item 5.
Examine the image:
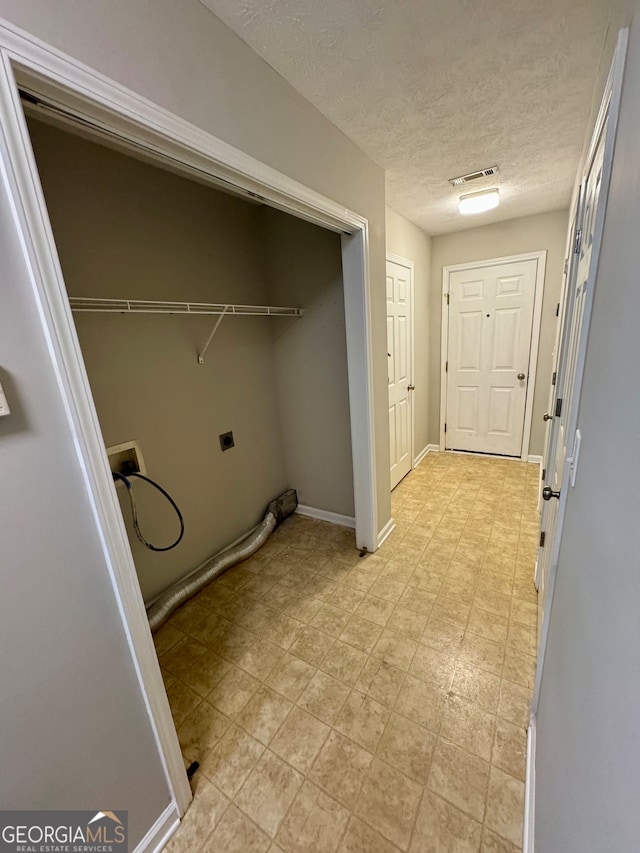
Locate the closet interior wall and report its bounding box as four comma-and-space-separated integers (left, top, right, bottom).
259, 208, 354, 520
27, 116, 351, 603
27, 116, 289, 602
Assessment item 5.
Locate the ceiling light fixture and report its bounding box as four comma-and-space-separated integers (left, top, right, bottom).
458, 188, 499, 215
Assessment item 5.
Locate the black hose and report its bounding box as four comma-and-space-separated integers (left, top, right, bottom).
113, 471, 184, 552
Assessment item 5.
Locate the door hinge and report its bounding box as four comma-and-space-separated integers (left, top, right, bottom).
556, 302, 560, 317
552, 371, 557, 386
444, 423, 447, 433
564, 258, 569, 275
446, 293, 450, 305
555, 397, 563, 417
541, 467, 546, 480
540, 531, 546, 547
445, 360, 448, 372
574, 229, 582, 255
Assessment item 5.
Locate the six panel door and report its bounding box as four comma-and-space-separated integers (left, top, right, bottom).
446, 259, 538, 456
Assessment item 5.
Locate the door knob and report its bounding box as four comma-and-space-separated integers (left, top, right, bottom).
542, 486, 561, 501
517, 373, 526, 380
407, 384, 415, 391
543, 413, 553, 421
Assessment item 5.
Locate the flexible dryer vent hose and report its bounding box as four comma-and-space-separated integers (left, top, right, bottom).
147, 488, 297, 632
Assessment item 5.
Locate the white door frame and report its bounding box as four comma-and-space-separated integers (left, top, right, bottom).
386, 252, 415, 481
534, 196, 583, 581
440, 251, 547, 460
0, 17, 379, 831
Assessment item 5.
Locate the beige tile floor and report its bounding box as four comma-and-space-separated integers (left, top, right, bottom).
158, 452, 539, 853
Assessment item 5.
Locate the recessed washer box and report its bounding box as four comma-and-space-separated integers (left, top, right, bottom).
107, 440, 147, 480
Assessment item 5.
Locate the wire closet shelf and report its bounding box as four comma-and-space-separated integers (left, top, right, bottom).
68, 297, 305, 363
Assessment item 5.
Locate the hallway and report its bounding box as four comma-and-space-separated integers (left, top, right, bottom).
158, 452, 539, 852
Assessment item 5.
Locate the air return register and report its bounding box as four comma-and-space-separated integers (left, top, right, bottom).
449, 165, 499, 187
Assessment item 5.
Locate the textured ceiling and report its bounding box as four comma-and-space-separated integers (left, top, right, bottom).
200, 0, 614, 235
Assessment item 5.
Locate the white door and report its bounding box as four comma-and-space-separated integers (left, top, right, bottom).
537, 116, 609, 637
532, 32, 628, 702
445, 258, 538, 456
535, 204, 582, 603
387, 258, 413, 489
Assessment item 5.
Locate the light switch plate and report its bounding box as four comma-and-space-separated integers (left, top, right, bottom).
0, 381, 10, 417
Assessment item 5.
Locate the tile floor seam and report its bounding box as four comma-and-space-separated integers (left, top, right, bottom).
353, 753, 424, 852
394, 668, 447, 739
406, 783, 434, 853
232, 747, 302, 842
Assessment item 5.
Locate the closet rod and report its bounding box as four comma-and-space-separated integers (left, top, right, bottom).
68, 297, 304, 317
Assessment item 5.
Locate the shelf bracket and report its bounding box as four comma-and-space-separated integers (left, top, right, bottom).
198, 306, 228, 364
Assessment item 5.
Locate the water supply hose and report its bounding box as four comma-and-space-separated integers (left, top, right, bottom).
113, 471, 184, 551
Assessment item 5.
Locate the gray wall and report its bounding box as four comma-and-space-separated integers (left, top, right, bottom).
0, 0, 391, 537
535, 9, 640, 851
260, 208, 354, 517
430, 210, 569, 455
0, 126, 170, 842
385, 207, 433, 460
0, 0, 388, 841
28, 118, 289, 603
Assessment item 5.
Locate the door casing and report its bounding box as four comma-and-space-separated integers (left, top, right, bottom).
440, 251, 547, 460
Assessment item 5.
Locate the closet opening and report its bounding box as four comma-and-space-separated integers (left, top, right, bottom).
24, 110, 358, 607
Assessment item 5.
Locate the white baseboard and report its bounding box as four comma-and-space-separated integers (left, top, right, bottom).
413, 444, 439, 466
527, 454, 543, 465
133, 802, 180, 853
295, 505, 356, 529
523, 718, 536, 853
377, 517, 396, 548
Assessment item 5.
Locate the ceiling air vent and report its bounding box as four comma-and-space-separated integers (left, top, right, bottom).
449, 166, 499, 187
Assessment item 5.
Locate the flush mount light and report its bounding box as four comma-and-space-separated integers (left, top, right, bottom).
458, 188, 500, 215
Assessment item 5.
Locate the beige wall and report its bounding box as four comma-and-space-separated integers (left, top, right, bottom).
29, 117, 290, 602
431, 209, 569, 455
260, 209, 354, 517
385, 207, 433, 460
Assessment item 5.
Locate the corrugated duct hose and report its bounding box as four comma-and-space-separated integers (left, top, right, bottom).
146, 488, 298, 632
